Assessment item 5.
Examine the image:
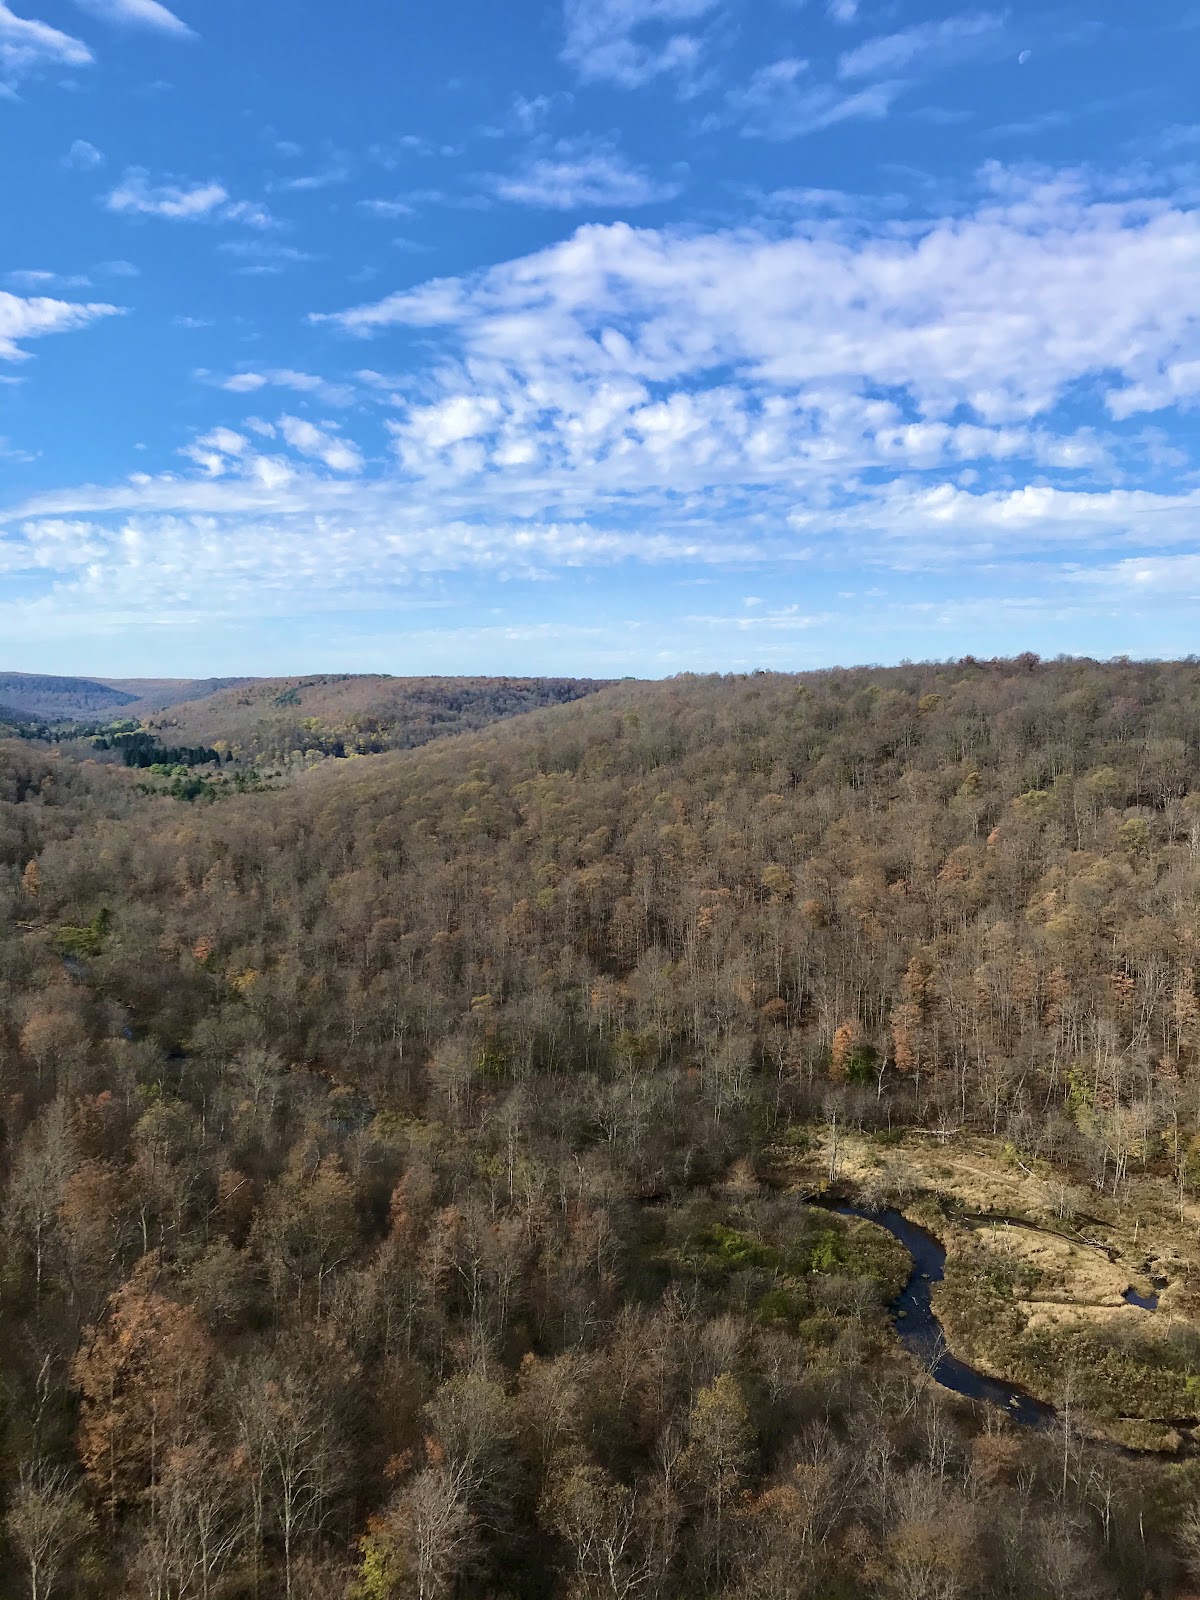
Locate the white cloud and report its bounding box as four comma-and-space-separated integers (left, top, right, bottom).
396, 394, 504, 456
221, 199, 277, 229
561, 0, 720, 88
178, 414, 365, 479
270, 166, 349, 193
0, 289, 121, 361
0, 2, 91, 83
358, 197, 416, 218
0, 467, 732, 628
838, 11, 1005, 80
199, 426, 249, 456
69, 0, 191, 35
727, 13, 1004, 141
105, 169, 276, 227
278, 415, 364, 473
180, 426, 250, 475
217, 239, 316, 273
322, 177, 1200, 434
220, 372, 285, 393
827, 0, 859, 21
10, 163, 1200, 631
212, 368, 354, 405
985, 110, 1071, 139
319, 277, 466, 335
368, 134, 435, 168
1076, 552, 1200, 596
685, 603, 832, 632
105, 170, 229, 220
64, 138, 104, 170
6, 465, 1200, 636
501, 92, 567, 137
6, 268, 91, 290
727, 57, 899, 139
1107, 360, 1200, 420
491, 142, 680, 209
305, 174, 1200, 581
798, 483, 1200, 557
0, 519, 109, 572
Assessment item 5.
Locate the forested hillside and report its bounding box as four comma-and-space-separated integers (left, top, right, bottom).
139, 674, 612, 763
107, 679, 256, 716
5, 658, 1200, 1598
0, 673, 140, 722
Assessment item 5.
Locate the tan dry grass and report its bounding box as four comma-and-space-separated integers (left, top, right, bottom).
793, 1126, 1194, 1314
782, 1128, 1200, 1446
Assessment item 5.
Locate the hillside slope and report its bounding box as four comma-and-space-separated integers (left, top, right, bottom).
100, 677, 257, 715
140, 671, 614, 760
0, 671, 140, 720
13, 654, 1200, 1090
0, 673, 258, 723
4, 657, 1200, 1598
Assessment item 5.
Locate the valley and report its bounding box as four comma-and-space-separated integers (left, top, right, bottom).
4, 657, 1200, 1597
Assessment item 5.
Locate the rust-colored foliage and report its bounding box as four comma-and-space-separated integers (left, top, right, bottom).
72, 1259, 215, 1512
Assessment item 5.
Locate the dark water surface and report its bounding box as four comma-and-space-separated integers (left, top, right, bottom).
822, 1201, 1056, 1429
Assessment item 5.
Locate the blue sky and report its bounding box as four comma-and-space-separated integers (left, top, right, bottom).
1, 0, 1199, 677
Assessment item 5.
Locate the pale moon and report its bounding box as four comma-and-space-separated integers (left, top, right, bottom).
1018, 49, 1032, 63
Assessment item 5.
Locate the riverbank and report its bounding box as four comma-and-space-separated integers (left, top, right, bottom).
777, 1127, 1200, 1453
820, 1197, 1055, 1428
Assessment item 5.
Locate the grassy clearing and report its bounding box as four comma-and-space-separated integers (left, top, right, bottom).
780, 1127, 1200, 1449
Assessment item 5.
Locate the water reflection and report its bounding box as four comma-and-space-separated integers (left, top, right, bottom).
821, 1200, 1056, 1429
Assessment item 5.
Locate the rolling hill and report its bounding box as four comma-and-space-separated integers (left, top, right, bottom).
99, 677, 257, 715
0, 672, 613, 762
139, 672, 614, 761
0, 671, 142, 721
0, 673, 255, 723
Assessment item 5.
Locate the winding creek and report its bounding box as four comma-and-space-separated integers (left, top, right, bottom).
821, 1200, 1057, 1429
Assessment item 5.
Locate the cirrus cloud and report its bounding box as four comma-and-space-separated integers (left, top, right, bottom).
0, 2, 91, 86
0, 288, 121, 361
69, 0, 192, 36
725, 57, 900, 139
105, 169, 276, 227
561, 0, 721, 89
837, 11, 1007, 80
490, 141, 682, 209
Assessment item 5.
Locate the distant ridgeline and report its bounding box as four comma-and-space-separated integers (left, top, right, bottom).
0, 670, 137, 721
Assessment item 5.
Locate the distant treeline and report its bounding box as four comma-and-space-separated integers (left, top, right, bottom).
0, 718, 228, 770
0, 715, 136, 744
100, 730, 221, 769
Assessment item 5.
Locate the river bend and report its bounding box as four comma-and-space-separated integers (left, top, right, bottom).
821, 1200, 1055, 1429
